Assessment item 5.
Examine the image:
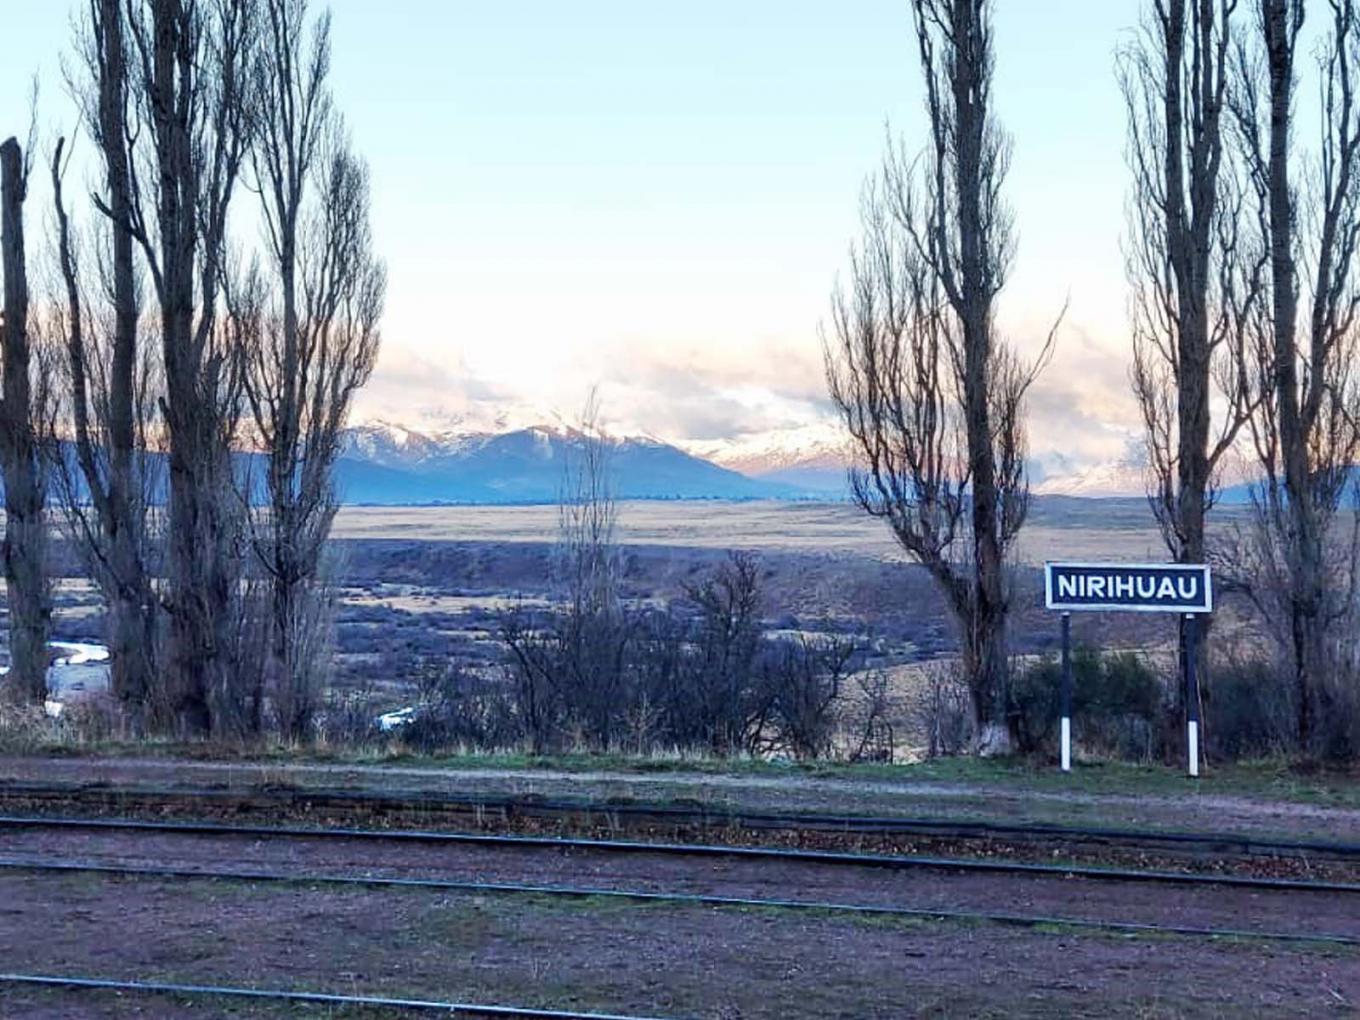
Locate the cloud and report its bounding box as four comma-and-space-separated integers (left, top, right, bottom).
1022, 322, 1142, 468
352, 317, 1147, 478
355, 347, 527, 429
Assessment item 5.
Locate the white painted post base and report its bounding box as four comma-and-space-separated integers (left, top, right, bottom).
1188, 720, 1200, 778
1060, 717, 1071, 773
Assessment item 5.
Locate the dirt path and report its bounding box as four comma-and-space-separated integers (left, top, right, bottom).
4, 754, 1360, 840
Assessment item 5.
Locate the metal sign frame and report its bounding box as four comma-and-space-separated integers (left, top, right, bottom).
1044, 561, 1213, 614
1044, 561, 1211, 779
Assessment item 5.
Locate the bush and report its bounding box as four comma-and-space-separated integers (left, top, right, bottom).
1203, 652, 1294, 761
1011, 648, 1161, 761
316, 688, 383, 749
396, 661, 518, 754
761, 633, 859, 760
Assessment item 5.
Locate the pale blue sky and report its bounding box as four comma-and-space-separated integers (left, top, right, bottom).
1, 1, 1144, 468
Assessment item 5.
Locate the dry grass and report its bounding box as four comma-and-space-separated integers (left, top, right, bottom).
330, 498, 1207, 565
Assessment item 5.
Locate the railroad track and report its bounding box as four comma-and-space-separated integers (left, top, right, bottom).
10, 808, 1358, 1015
2, 778, 1356, 864
3, 812, 1359, 894
0, 972, 672, 1019
3, 852, 1356, 947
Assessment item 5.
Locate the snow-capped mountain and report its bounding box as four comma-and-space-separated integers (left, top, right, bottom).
343, 419, 495, 468
336, 418, 1187, 504
1032, 461, 1149, 499
682, 424, 850, 495
335, 421, 801, 504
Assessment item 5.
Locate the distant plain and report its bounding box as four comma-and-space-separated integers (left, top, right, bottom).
331, 496, 1185, 565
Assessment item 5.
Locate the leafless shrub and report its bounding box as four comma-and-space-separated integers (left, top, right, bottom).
847, 668, 896, 763
315, 684, 382, 750
395, 660, 520, 755
762, 633, 858, 761
677, 551, 768, 755
501, 551, 872, 761
1203, 646, 1295, 761
911, 663, 974, 758
0, 700, 55, 753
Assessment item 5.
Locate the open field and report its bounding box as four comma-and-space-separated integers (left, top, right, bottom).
10, 495, 1264, 762
331, 497, 1185, 565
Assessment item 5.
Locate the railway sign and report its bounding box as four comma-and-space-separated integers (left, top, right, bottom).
1044, 561, 1212, 779
1044, 562, 1212, 614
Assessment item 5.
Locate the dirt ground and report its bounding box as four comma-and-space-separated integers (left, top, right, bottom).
0, 825, 1354, 939
2, 754, 1358, 1018
0, 869, 1354, 1019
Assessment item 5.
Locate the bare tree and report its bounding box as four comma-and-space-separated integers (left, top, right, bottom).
501, 393, 629, 750
0, 132, 52, 704
682, 550, 767, 755
558, 389, 620, 623
1121, 0, 1256, 757
48, 0, 163, 723
243, 0, 383, 740
1122, 0, 1253, 562
825, 0, 1053, 753
121, 0, 257, 736
1227, 0, 1360, 753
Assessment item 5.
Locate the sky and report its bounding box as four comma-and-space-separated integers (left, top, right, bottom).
1, 1, 1148, 474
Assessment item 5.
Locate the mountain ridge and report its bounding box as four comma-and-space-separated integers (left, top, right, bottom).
336, 419, 1259, 503
335, 421, 806, 504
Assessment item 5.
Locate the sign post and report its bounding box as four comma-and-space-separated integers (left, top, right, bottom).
1060, 612, 1072, 773
1044, 562, 1212, 778
1185, 613, 1200, 778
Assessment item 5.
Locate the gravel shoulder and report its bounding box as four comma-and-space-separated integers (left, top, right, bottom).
4, 754, 1360, 842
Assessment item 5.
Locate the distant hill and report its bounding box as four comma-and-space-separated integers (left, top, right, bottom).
1215, 469, 1360, 507
335, 422, 802, 504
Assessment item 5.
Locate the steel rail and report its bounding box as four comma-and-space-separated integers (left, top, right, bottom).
1, 813, 1357, 895
2, 778, 1356, 859
0, 972, 674, 1018
3, 855, 1357, 948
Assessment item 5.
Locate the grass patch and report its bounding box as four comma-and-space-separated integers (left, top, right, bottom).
6, 740, 1360, 809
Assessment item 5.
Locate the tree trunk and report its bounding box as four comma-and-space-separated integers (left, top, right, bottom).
951, 0, 1012, 752
143, 0, 251, 738
1259, 0, 1328, 755
0, 137, 49, 704
99, 0, 157, 715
